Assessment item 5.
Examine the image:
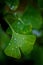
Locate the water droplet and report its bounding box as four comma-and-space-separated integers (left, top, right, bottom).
17, 22, 20, 25
14, 12, 17, 16
14, 38, 16, 41
28, 22, 31, 26
12, 48, 14, 50
23, 37, 24, 40
10, 6, 14, 10
16, 33, 18, 35
16, 46, 17, 49
9, 43, 11, 45
23, 31, 26, 34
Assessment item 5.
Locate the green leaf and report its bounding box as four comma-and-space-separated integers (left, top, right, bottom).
4, 30, 36, 59
0, 26, 10, 50
31, 44, 43, 65
21, 6, 42, 30
4, 5, 42, 31
0, 25, 10, 60
5, 14, 32, 35
5, 0, 19, 10
0, 50, 5, 61
38, 0, 43, 8
4, 5, 41, 59
4, 13, 16, 25
9, 19, 32, 35
4, 33, 21, 59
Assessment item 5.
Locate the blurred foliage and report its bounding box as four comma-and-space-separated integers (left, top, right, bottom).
0, 0, 43, 65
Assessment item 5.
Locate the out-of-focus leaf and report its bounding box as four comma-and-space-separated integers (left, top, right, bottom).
38, 0, 43, 8
0, 25, 10, 60
0, 26, 10, 50
21, 6, 42, 30
31, 44, 43, 65
4, 13, 16, 24
0, 49, 5, 61
5, 0, 19, 10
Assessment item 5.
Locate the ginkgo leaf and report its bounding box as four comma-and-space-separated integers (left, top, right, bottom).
21, 6, 42, 30
9, 19, 32, 35
4, 33, 21, 59
5, 5, 42, 33
13, 5, 42, 30
5, 12, 32, 35
4, 30, 36, 59
4, 5, 42, 59
5, 4, 42, 30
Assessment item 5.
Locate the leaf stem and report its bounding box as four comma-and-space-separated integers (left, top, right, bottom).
4, 18, 14, 33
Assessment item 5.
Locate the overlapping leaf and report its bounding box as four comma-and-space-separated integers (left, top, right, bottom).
4, 14, 36, 59
4, 5, 42, 59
